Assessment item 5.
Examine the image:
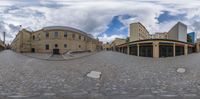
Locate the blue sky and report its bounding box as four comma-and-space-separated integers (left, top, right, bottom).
0, 0, 200, 43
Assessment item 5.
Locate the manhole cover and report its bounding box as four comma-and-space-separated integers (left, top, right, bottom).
176, 68, 186, 73
87, 71, 101, 79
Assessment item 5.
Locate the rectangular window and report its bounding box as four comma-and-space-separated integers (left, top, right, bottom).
46, 32, 49, 38
45, 44, 49, 50
64, 32, 67, 37
64, 44, 67, 48
32, 35, 35, 40
54, 32, 58, 37
72, 34, 75, 40
79, 35, 81, 40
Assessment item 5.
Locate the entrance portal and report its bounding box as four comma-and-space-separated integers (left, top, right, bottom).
31, 48, 35, 53
53, 49, 60, 54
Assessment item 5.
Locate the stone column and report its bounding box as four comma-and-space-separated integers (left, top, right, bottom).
153, 41, 159, 58
127, 44, 130, 55
173, 43, 176, 57
184, 44, 188, 55
137, 43, 140, 56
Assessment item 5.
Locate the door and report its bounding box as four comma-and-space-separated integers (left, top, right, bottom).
53, 49, 60, 54
31, 48, 35, 53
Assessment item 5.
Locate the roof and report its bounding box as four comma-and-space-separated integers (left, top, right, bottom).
117, 39, 195, 47
43, 26, 94, 38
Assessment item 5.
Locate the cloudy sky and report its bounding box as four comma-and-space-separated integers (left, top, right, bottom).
0, 0, 200, 43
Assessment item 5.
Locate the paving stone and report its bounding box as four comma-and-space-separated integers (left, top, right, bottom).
0, 50, 200, 98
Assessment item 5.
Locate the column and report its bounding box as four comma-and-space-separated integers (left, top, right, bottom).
173, 43, 176, 57
196, 42, 200, 53
153, 41, 159, 58
184, 44, 188, 55
127, 44, 130, 55
137, 43, 140, 56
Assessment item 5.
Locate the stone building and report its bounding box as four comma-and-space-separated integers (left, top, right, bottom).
129, 22, 150, 42
110, 38, 126, 51
150, 32, 168, 39
115, 22, 196, 58
11, 26, 100, 54
102, 43, 111, 50
0, 39, 5, 51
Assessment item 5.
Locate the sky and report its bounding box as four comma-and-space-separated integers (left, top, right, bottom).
0, 0, 200, 44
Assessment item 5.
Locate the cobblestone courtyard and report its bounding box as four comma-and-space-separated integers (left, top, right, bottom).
0, 50, 200, 99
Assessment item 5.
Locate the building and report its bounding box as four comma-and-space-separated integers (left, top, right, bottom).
11, 26, 100, 54
150, 32, 168, 39
168, 22, 187, 42
115, 22, 196, 58
110, 38, 126, 51
102, 43, 111, 50
187, 32, 196, 43
0, 39, 5, 51
129, 22, 150, 42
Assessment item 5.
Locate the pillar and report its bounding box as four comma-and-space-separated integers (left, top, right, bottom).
173, 43, 176, 57
127, 44, 130, 55
196, 42, 200, 53
137, 43, 140, 56
184, 44, 188, 55
153, 41, 159, 58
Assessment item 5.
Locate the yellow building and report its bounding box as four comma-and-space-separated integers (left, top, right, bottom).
102, 43, 111, 50
0, 39, 5, 51
129, 22, 150, 42
116, 22, 197, 58
150, 32, 168, 39
11, 26, 100, 54
110, 38, 126, 51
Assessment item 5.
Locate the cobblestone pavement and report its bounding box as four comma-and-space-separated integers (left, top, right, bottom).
1, 50, 200, 99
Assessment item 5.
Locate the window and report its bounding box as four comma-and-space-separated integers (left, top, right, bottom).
72, 34, 75, 40
32, 35, 35, 40
64, 44, 67, 48
46, 32, 49, 38
79, 45, 81, 48
45, 44, 49, 50
64, 32, 67, 37
55, 44, 58, 48
54, 32, 58, 37
79, 35, 81, 40
84, 37, 86, 41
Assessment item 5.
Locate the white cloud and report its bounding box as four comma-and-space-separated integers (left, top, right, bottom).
0, 0, 200, 43
98, 34, 126, 44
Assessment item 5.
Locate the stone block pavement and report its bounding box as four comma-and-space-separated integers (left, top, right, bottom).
0, 50, 200, 99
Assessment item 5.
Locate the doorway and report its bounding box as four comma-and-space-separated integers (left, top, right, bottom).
53, 49, 60, 54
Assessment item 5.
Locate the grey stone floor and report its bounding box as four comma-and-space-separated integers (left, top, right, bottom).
0, 50, 200, 99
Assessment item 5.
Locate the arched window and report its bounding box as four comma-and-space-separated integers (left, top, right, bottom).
55, 44, 58, 48
32, 35, 35, 40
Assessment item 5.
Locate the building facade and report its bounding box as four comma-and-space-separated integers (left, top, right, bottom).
168, 22, 187, 42
187, 32, 196, 43
0, 39, 5, 51
150, 32, 168, 39
114, 22, 197, 58
129, 22, 150, 42
110, 38, 126, 51
102, 43, 111, 50
11, 26, 100, 54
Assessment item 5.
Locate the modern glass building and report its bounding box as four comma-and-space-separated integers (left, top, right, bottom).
187, 32, 196, 43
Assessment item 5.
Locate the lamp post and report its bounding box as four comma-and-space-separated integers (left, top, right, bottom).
3, 32, 5, 44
